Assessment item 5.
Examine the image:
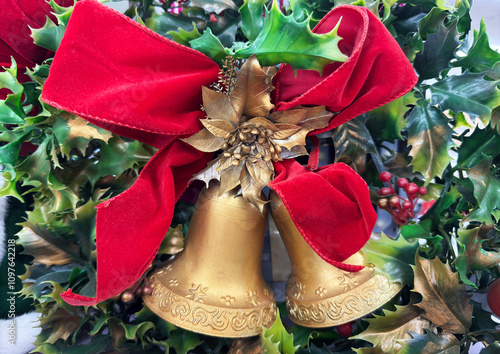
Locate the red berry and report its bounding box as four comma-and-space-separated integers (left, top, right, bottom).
487, 278, 500, 317
402, 201, 412, 209
377, 187, 392, 196
389, 196, 400, 207
405, 183, 419, 195
337, 322, 353, 338
379, 171, 392, 182
397, 178, 409, 188
418, 186, 428, 196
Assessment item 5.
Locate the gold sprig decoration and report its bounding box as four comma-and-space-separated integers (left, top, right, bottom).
182, 55, 333, 212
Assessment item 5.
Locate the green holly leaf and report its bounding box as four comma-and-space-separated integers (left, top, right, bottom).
262, 309, 299, 354
167, 22, 202, 45
363, 233, 419, 288
331, 115, 377, 171
481, 342, 500, 354
240, 0, 266, 41
367, 95, 413, 141
147, 9, 206, 37
235, 0, 347, 73
452, 20, 500, 75
457, 125, 500, 169
429, 73, 500, 125
397, 329, 460, 354
0, 58, 26, 124
16, 137, 51, 190
453, 227, 500, 288
166, 329, 204, 354
406, 100, 456, 181
414, 20, 460, 81
48, 0, 75, 26
352, 303, 430, 353
466, 157, 500, 225
190, 27, 227, 65
30, 16, 65, 52
188, 0, 238, 14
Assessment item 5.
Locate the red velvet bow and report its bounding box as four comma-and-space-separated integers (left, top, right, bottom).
41, 0, 416, 305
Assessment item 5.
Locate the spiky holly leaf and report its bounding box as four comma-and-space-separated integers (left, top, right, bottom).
362, 233, 418, 288
39, 308, 83, 344
190, 28, 227, 65
167, 22, 201, 45
466, 157, 500, 225
240, 0, 266, 41
17, 223, 82, 266
235, 0, 347, 73
0, 58, 26, 124
367, 95, 413, 141
262, 309, 299, 354
412, 256, 472, 334
188, 0, 238, 14
30, 15, 65, 52
52, 113, 112, 158
429, 73, 500, 125
166, 329, 204, 354
414, 21, 460, 80
406, 100, 455, 181
397, 329, 460, 354
457, 125, 500, 169
453, 227, 500, 288
452, 20, 500, 75
331, 115, 377, 169
352, 303, 430, 353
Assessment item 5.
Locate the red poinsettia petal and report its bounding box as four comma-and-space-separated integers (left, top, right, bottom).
41, 0, 220, 148
269, 160, 377, 271
61, 140, 213, 305
274, 5, 417, 132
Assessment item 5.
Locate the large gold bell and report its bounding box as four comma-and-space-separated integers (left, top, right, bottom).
269, 191, 401, 328
143, 183, 276, 337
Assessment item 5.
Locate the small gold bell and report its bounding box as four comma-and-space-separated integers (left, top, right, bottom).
269, 191, 401, 328
143, 183, 276, 337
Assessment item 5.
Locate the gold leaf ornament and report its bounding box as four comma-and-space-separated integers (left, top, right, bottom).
184, 56, 333, 211
64, 113, 112, 142
412, 256, 473, 334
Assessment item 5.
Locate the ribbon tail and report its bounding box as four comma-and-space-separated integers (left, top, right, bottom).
61, 140, 212, 305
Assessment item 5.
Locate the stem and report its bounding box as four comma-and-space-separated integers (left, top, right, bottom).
439, 225, 456, 260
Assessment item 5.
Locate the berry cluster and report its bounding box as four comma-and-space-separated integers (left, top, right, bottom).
376, 172, 427, 226
120, 264, 153, 302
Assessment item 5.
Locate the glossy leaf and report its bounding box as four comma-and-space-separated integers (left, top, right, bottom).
429, 73, 500, 125
457, 125, 500, 169
240, 0, 266, 41
406, 100, 455, 181
188, 0, 238, 14
352, 303, 430, 353
367, 95, 413, 141
0, 58, 25, 124
190, 27, 227, 65
398, 329, 460, 354
235, 0, 347, 73
166, 329, 204, 353
466, 157, 500, 225
30, 16, 65, 52
453, 227, 500, 288
414, 21, 460, 80
363, 233, 419, 287
168, 22, 202, 45
262, 309, 299, 354
412, 256, 473, 334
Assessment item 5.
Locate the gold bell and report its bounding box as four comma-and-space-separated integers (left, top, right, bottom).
269, 191, 401, 328
143, 183, 276, 337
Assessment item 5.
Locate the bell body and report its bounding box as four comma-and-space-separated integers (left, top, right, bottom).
143, 183, 276, 337
269, 191, 400, 328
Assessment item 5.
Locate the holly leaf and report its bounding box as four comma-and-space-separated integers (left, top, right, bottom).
39, 308, 83, 344
397, 329, 460, 354
414, 20, 460, 80
240, 0, 266, 41
17, 223, 82, 266
406, 100, 456, 181
452, 20, 500, 75
466, 157, 500, 225
188, 0, 238, 14
30, 15, 65, 52
0, 58, 26, 124
453, 227, 500, 287
235, 0, 347, 74
166, 329, 204, 353
262, 309, 299, 354
190, 27, 227, 65
481, 342, 500, 353
457, 125, 500, 169
352, 303, 430, 353
362, 233, 419, 288
429, 73, 500, 125
167, 22, 201, 45
331, 115, 377, 170
367, 95, 413, 141
412, 256, 472, 334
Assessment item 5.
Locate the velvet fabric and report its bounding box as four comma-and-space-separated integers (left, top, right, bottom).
274, 5, 418, 132
269, 160, 377, 272
40, 0, 417, 305
0, 0, 75, 97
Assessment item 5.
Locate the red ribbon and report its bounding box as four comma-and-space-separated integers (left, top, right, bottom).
40, 0, 417, 305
